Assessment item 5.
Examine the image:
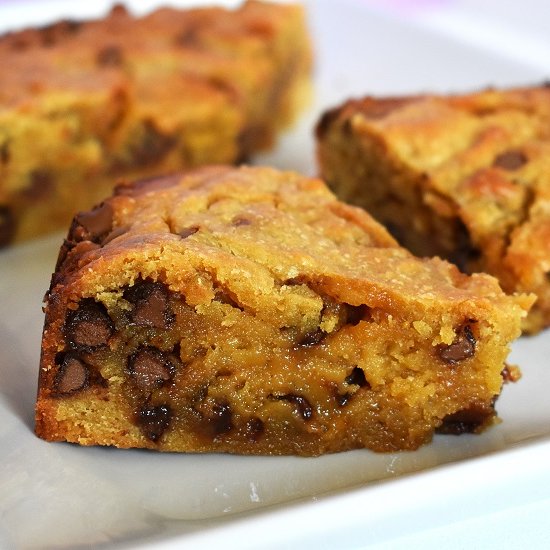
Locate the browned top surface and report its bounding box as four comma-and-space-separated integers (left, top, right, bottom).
49, 165, 530, 333
319, 86, 550, 168
0, 1, 304, 108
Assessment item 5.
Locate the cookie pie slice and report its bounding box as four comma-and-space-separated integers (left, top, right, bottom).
317, 85, 550, 333
36, 166, 532, 455
0, 0, 311, 246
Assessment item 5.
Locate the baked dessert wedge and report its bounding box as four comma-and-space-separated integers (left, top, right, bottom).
0, 0, 312, 246
316, 85, 550, 333
35, 166, 532, 455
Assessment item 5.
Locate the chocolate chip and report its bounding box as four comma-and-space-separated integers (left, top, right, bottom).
211, 401, 233, 435
231, 216, 252, 227
345, 367, 369, 387
127, 347, 176, 392
64, 299, 114, 351
137, 404, 172, 442
237, 125, 264, 160
61, 19, 82, 34
71, 202, 113, 243
449, 220, 480, 274
336, 393, 351, 407
436, 402, 495, 435
36, 20, 80, 46
175, 26, 200, 47
179, 226, 199, 239
54, 353, 89, 395
38, 24, 57, 47
298, 329, 325, 347
20, 169, 53, 200
122, 120, 175, 168
272, 394, 313, 421
493, 150, 527, 171
245, 417, 264, 442
96, 45, 124, 67
0, 141, 9, 164
337, 368, 369, 406
124, 281, 174, 329
9, 37, 30, 51
0, 206, 15, 248
196, 397, 234, 437
207, 76, 240, 99
385, 222, 405, 244
346, 304, 371, 326
437, 324, 476, 365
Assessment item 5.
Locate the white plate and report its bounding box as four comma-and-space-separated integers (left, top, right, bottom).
1, 1, 550, 548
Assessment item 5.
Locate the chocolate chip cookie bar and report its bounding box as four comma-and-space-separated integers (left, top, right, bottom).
316, 85, 550, 333
0, 1, 312, 246
35, 166, 531, 455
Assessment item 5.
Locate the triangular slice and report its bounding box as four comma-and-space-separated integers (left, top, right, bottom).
316, 85, 550, 333
36, 166, 532, 455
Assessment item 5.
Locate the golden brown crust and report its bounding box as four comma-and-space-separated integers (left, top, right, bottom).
317, 84, 549, 333
36, 165, 530, 455
0, 1, 312, 246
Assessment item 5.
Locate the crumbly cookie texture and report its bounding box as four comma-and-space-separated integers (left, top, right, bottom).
0, 1, 311, 246
35, 166, 532, 456
317, 85, 550, 333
